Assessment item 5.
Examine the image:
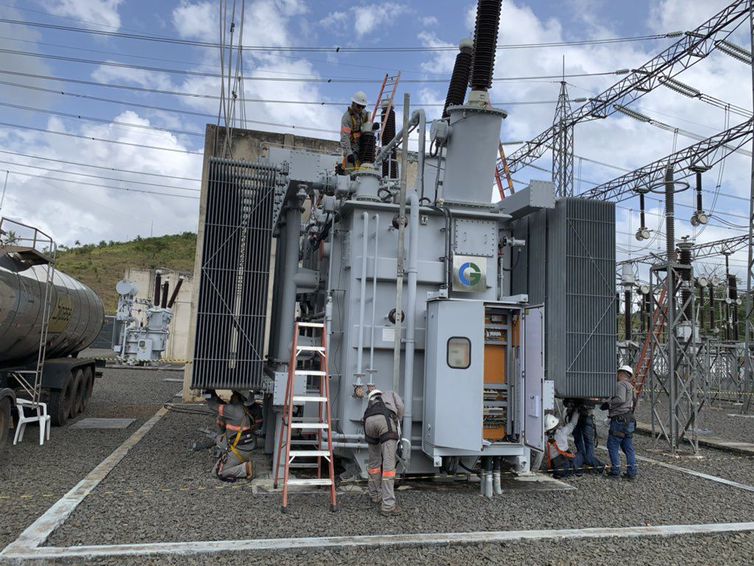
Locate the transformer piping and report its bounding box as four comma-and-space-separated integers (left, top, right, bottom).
415, 110, 427, 201
368, 214, 380, 377
402, 191, 420, 458
357, 212, 370, 378
374, 110, 422, 165
275, 195, 303, 364
153, 271, 162, 307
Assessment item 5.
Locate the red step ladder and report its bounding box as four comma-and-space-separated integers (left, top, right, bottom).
494, 141, 515, 200
274, 322, 337, 512
371, 73, 401, 143
634, 287, 668, 401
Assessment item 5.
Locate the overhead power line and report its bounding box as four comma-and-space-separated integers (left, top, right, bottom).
4, 169, 199, 200
504, 0, 750, 174
0, 148, 201, 182
0, 18, 680, 52
0, 121, 204, 155
0, 159, 199, 192
0, 46, 625, 82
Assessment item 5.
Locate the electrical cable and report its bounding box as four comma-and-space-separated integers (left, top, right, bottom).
0, 120, 202, 154
0, 18, 679, 52
0, 47, 627, 82
0, 148, 200, 181
0, 159, 199, 192
3, 168, 199, 200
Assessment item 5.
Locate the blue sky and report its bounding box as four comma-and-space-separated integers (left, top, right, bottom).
0, 0, 751, 284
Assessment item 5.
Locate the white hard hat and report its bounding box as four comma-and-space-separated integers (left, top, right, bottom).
618, 365, 634, 377
367, 388, 383, 401
352, 91, 368, 106
544, 414, 559, 432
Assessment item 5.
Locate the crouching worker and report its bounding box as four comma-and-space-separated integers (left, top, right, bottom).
208, 391, 257, 481
544, 410, 579, 479
363, 387, 404, 515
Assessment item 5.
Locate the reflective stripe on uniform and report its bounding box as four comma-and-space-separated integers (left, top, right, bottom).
382, 470, 396, 478
341, 126, 352, 134
218, 405, 225, 416
368, 467, 381, 475
225, 423, 250, 432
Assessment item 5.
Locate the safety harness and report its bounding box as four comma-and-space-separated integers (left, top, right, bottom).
545, 430, 575, 471
608, 412, 636, 439
363, 397, 400, 445
216, 404, 255, 482
340, 107, 369, 169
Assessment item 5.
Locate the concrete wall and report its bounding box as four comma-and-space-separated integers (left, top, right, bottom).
124, 267, 193, 361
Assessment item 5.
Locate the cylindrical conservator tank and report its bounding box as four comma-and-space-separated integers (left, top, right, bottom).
0, 260, 104, 365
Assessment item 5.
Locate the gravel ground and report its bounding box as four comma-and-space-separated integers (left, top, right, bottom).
47, 403, 754, 547
30, 531, 754, 565
0, 366, 178, 549
7, 364, 754, 564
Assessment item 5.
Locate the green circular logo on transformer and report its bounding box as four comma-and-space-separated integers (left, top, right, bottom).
459, 262, 481, 286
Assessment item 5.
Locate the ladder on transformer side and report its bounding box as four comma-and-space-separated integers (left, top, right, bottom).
274, 322, 337, 512
371, 73, 401, 144
634, 287, 668, 405
494, 141, 515, 200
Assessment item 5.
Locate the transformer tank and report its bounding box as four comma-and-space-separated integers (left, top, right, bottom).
188, 0, 616, 481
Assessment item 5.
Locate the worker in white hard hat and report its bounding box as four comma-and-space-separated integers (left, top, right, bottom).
543, 409, 580, 479
363, 385, 404, 515
600, 365, 638, 480
340, 91, 370, 171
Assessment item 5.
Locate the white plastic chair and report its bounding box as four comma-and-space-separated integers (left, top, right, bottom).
13, 398, 51, 446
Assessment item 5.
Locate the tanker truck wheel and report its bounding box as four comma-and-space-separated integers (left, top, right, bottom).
80, 367, 94, 413
0, 397, 10, 450
71, 369, 85, 417
49, 375, 74, 426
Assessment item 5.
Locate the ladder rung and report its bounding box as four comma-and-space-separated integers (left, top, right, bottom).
297, 322, 324, 328
286, 478, 332, 486
289, 450, 330, 457
290, 423, 329, 429
289, 463, 320, 469
294, 370, 326, 376
293, 395, 328, 403
297, 346, 326, 352
291, 439, 320, 446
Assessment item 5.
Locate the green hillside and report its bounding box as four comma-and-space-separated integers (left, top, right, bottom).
56, 233, 197, 314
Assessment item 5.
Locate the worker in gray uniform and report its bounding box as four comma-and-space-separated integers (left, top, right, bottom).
601, 365, 637, 480
340, 91, 369, 171
207, 391, 256, 481
363, 387, 404, 515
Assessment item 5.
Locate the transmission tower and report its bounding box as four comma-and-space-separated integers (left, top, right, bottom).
552, 79, 574, 198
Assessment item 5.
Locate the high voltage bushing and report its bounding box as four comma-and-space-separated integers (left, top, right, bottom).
380, 104, 397, 178
728, 273, 739, 340
678, 241, 693, 320
443, 39, 473, 117
359, 132, 376, 164
469, 0, 502, 91
624, 288, 632, 341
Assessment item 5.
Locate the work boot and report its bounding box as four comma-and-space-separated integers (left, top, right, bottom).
380, 505, 401, 515
622, 473, 637, 481
370, 496, 382, 504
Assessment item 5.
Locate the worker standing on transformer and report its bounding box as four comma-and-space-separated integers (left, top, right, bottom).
601, 365, 638, 480
208, 391, 256, 481
363, 387, 404, 515
340, 91, 370, 171
543, 410, 580, 479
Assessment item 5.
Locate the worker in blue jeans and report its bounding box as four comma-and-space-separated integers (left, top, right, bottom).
601, 365, 638, 480
568, 400, 605, 475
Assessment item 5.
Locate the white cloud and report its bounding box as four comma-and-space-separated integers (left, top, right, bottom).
38, 0, 124, 30
172, 0, 219, 40
421, 15, 439, 27
91, 65, 176, 92
320, 3, 410, 38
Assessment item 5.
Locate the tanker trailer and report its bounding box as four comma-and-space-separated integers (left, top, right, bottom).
0, 232, 104, 434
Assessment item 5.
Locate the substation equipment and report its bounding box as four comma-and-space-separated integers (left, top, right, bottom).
113, 272, 182, 364
189, 0, 616, 480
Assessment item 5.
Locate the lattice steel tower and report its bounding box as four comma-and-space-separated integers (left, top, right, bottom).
552, 79, 574, 198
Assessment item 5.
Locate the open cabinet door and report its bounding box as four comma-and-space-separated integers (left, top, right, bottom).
523, 306, 545, 452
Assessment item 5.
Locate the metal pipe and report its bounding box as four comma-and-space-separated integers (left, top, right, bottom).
274, 195, 303, 364
375, 109, 421, 164
368, 214, 380, 377
415, 110, 426, 201
356, 212, 369, 379
493, 457, 502, 495
402, 191, 420, 459
665, 165, 678, 449
393, 93, 410, 393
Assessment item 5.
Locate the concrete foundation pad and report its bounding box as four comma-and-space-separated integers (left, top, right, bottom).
70, 418, 136, 430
